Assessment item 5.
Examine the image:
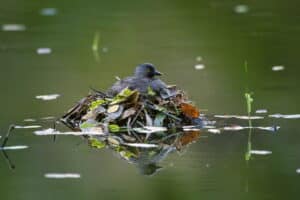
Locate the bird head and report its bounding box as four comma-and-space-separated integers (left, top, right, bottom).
135, 63, 163, 78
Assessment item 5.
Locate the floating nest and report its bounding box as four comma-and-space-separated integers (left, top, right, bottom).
60, 87, 203, 174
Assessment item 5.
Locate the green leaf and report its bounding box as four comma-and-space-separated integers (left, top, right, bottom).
147, 86, 156, 96
244, 92, 253, 114
89, 138, 106, 149
154, 113, 166, 127
79, 121, 97, 129
108, 124, 120, 133
110, 87, 137, 105
120, 150, 137, 160
89, 99, 106, 111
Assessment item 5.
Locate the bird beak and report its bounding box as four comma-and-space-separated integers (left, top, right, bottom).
154, 70, 163, 76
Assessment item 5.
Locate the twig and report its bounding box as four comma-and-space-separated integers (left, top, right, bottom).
1, 124, 15, 148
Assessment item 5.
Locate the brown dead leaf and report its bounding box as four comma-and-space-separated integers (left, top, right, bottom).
180, 102, 200, 118
121, 107, 136, 119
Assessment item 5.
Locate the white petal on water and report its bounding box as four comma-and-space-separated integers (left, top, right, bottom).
269, 114, 300, 119
35, 94, 60, 101
296, 169, 300, 174
123, 143, 158, 148
207, 129, 221, 134
44, 173, 81, 179
256, 109, 268, 114
23, 118, 37, 122
34, 128, 104, 136
40, 8, 58, 16
272, 65, 285, 71
214, 115, 264, 120
194, 64, 205, 70
0, 145, 29, 150
234, 4, 249, 14
2, 24, 26, 31
250, 150, 272, 155
36, 48, 52, 55
14, 125, 41, 129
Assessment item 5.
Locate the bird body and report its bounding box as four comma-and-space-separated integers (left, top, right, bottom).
107, 63, 170, 97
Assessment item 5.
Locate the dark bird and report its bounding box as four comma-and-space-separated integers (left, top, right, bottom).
107, 63, 173, 98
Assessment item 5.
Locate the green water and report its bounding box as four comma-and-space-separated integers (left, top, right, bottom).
1, 0, 300, 199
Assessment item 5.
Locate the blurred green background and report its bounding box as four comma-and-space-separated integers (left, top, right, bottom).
0, 0, 300, 199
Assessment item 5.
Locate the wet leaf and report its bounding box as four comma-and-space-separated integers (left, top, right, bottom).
108, 124, 120, 133
154, 113, 166, 127
89, 99, 106, 110
120, 150, 137, 160
89, 138, 106, 149
110, 87, 139, 105
107, 105, 119, 113
121, 107, 136, 119
107, 136, 121, 146
82, 110, 97, 120
107, 105, 124, 120
144, 110, 153, 126
147, 86, 156, 96
180, 103, 200, 118
79, 120, 97, 130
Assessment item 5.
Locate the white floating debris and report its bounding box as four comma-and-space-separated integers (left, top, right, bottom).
15, 125, 41, 129
250, 150, 272, 155
44, 173, 81, 179
36, 48, 52, 55
256, 109, 268, 114
133, 126, 167, 134
123, 143, 158, 148
35, 94, 60, 101
40, 8, 58, 16
272, 65, 285, 71
2, 24, 26, 31
269, 114, 300, 119
196, 56, 202, 62
23, 118, 37, 122
207, 129, 221, 134
34, 128, 104, 136
0, 145, 29, 150
194, 64, 205, 70
234, 4, 249, 14
214, 115, 264, 120
296, 169, 300, 174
